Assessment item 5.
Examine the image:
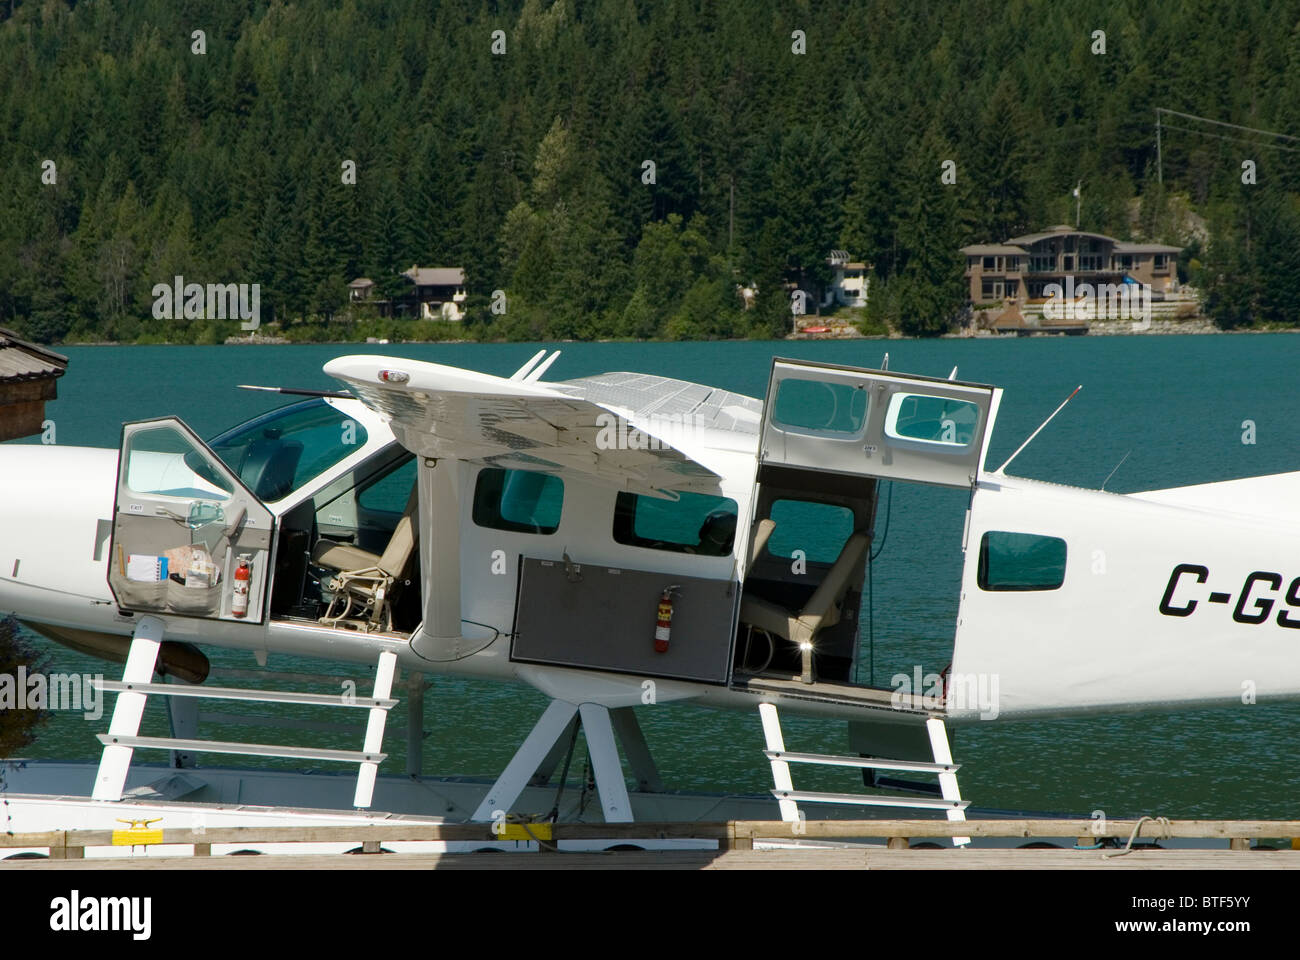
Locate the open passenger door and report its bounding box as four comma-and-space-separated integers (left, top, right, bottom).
107, 418, 275, 623
758, 359, 1000, 489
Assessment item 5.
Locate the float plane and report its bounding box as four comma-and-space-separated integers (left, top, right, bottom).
2, 351, 1298, 848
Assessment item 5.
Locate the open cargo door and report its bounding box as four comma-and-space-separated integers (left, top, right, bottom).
758, 358, 1000, 489
107, 418, 275, 623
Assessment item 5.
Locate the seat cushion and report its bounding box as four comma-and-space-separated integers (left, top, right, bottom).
312, 540, 382, 572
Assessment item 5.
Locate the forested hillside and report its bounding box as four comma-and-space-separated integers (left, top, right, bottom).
2, 0, 1299, 344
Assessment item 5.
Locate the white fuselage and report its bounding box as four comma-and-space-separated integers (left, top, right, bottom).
6, 395, 1300, 726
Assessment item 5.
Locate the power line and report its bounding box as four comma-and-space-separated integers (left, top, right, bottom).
1157, 123, 1300, 155
1155, 108, 1300, 183
1155, 107, 1300, 144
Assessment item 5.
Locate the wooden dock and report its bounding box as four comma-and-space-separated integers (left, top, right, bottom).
6, 848, 1299, 870
4, 819, 1299, 869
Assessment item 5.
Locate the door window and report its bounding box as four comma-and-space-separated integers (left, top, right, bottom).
771, 378, 868, 435
885, 394, 980, 449
126, 425, 234, 500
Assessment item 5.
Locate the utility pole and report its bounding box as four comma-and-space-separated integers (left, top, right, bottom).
1073, 181, 1082, 227
728, 176, 734, 249
1155, 108, 1163, 185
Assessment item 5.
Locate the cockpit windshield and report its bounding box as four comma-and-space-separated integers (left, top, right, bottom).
208, 399, 367, 503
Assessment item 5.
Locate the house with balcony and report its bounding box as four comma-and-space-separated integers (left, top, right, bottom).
961, 226, 1181, 318
823, 250, 870, 309
347, 266, 468, 321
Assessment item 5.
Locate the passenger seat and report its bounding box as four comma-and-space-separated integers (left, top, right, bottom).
312, 483, 419, 632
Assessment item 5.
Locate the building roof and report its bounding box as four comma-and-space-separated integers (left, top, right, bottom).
967, 226, 1184, 257
348, 277, 375, 288
961, 244, 1029, 255
0, 328, 68, 384
1113, 242, 1182, 254
402, 266, 465, 287
1004, 229, 1117, 247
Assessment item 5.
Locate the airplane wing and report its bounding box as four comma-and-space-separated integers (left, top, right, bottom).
323, 355, 756, 496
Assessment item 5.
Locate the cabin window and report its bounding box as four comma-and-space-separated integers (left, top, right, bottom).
885, 394, 979, 448
208, 398, 368, 503
473, 468, 564, 535
977, 531, 1067, 591
766, 499, 854, 564
613, 491, 739, 555
771, 378, 868, 435
982, 256, 995, 270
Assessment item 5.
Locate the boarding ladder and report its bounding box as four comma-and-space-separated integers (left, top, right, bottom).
90, 616, 399, 809
758, 702, 970, 846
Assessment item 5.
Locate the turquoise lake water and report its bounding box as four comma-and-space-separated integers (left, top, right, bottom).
5, 334, 1300, 819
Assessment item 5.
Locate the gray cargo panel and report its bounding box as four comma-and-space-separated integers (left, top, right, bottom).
511, 557, 738, 684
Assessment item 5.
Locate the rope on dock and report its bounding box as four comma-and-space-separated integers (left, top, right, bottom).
1104, 815, 1172, 858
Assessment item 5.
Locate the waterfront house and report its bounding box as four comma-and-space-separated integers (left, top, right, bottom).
347, 266, 468, 321
961, 225, 1181, 310
824, 250, 870, 308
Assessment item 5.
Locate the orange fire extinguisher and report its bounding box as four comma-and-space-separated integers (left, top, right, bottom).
232, 556, 251, 619
653, 585, 680, 653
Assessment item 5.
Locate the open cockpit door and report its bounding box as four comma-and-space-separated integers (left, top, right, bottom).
107, 418, 275, 623
758, 359, 999, 489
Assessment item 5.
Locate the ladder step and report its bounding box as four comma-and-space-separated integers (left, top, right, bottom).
764, 750, 958, 774
95, 679, 397, 710
96, 734, 386, 765
773, 789, 969, 811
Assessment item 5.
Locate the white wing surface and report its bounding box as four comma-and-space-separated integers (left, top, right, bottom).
323, 356, 759, 496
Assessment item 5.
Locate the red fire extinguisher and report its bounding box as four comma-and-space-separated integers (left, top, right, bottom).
232, 557, 251, 619
653, 585, 680, 653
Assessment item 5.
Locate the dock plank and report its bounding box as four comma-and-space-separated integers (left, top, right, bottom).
6, 849, 1298, 870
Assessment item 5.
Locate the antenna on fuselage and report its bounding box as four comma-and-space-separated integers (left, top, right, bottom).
1101, 450, 1132, 491
993, 385, 1082, 475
